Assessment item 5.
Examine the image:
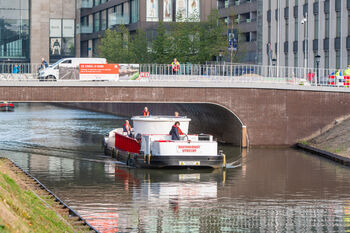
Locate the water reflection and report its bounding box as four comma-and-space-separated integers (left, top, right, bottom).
2, 104, 350, 232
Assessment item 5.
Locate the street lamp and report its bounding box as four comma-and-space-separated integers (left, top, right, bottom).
301, 13, 308, 79
272, 58, 277, 77
315, 54, 321, 86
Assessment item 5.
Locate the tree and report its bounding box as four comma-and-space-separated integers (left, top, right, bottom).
152, 21, 171, 63
129, 29, 151, 63
98, 9, 233, 64
98, 26, 131, 63
197, 10, 227, 63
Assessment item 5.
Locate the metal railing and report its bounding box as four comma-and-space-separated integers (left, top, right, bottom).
139, 63, 349, 87
0, 62, 349, 88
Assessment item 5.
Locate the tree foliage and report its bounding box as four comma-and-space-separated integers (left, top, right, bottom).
98, 9, 229, 64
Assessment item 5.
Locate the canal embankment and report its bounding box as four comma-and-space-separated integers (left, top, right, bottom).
0, 157, 96, 233
297, 115, 350, 165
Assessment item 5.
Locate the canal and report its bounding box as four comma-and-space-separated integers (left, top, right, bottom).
1, 103, 350, 232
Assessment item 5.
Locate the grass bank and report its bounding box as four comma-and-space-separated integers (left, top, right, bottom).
0, 158, 90, 233
305, 116, 350, 158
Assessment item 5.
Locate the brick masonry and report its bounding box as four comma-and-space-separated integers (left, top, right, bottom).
1, 85, 350, 146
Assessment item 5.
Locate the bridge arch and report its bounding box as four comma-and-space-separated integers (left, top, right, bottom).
63, 102, 244, 145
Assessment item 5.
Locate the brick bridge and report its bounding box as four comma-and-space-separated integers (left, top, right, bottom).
1, 81, 350, 147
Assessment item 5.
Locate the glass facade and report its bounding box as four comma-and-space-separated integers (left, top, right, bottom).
0, 0, 30, 62
131, 0, 139, 23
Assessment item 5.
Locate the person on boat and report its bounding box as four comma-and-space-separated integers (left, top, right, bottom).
169, 121, 183, 140
143, 107, 150, 116
123, 120, 133, 137
174, 111, 179, 117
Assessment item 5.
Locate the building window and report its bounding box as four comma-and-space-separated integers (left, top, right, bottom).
294, 20, 298, 40
285, 54, 288, 67
131, 0, 139, 23
314, 15, 318, 39
336, 11, 341, 38
92, 39, 99, 57
94, 0, 100, 6
101, 10, 107, 30
294, 53, 298, 67
325, 51, 329, 69
348, 50, 350, 66
285, 21, 289, 40
0, 0, 30, 62
325, 13, 329, 38
336, 50, 340, 69
93, 12, 100, 32
348, 11, 350, 36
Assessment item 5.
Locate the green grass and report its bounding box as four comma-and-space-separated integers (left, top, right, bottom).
299, 140, 310, 145
0, 160, 78, 233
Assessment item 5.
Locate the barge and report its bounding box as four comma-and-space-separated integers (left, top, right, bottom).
0, 102, 15, 112
103, 116, 226, 169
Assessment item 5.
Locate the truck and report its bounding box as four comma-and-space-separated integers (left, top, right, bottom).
38, 58, 107, 81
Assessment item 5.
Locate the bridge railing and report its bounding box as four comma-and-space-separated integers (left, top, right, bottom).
139, 63, 348, 86
0, 62, 348, 87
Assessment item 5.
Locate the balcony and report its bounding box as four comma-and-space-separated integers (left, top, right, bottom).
302, 39, 308, 52
335, 0, 341, 12
303, 4, 308, 17
80, 25, 93, 34
284, 7, 289, 19
347, 36, 350, 49
323, 38, 329, 50
313, 39, 318, 51
334, 37, 341, 50
293, 41, 298, 52
109, 13, 130, 27
81, 0, 93, 8
293, 6, 298, 18
313, 2, 319, 15
284, 41, 288, 53
324, 0, 330, 14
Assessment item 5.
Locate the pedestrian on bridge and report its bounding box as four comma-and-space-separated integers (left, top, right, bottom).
40, 57, 49, 70
171, 58, 180, 75
12, 64, 20, 74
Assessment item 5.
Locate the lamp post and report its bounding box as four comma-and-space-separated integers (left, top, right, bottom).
315, 54, 321, 86
272, 58, 277, 77
301, 13, 308, 79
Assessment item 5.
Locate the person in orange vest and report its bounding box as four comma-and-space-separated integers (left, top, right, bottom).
123, 120, 133, 137
171, 58, 180, 75
169, 121, 183, 140
143, 106, 150, 116
307, 69, 315, 83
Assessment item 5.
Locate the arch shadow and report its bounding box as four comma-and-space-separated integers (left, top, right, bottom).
61, 102, 244, 145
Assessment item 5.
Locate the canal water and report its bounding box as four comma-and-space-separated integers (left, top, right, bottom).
1, 103, 350, 232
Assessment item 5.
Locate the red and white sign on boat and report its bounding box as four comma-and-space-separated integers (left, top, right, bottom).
177, 145, 201, 153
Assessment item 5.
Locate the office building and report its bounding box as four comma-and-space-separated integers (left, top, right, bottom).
259, 0, 350, 70
0, 0, 76, 64
78, 0, 217, 58
217, 0, 258, 63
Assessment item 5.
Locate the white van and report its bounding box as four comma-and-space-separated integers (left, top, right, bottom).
38, 58, 107, 80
